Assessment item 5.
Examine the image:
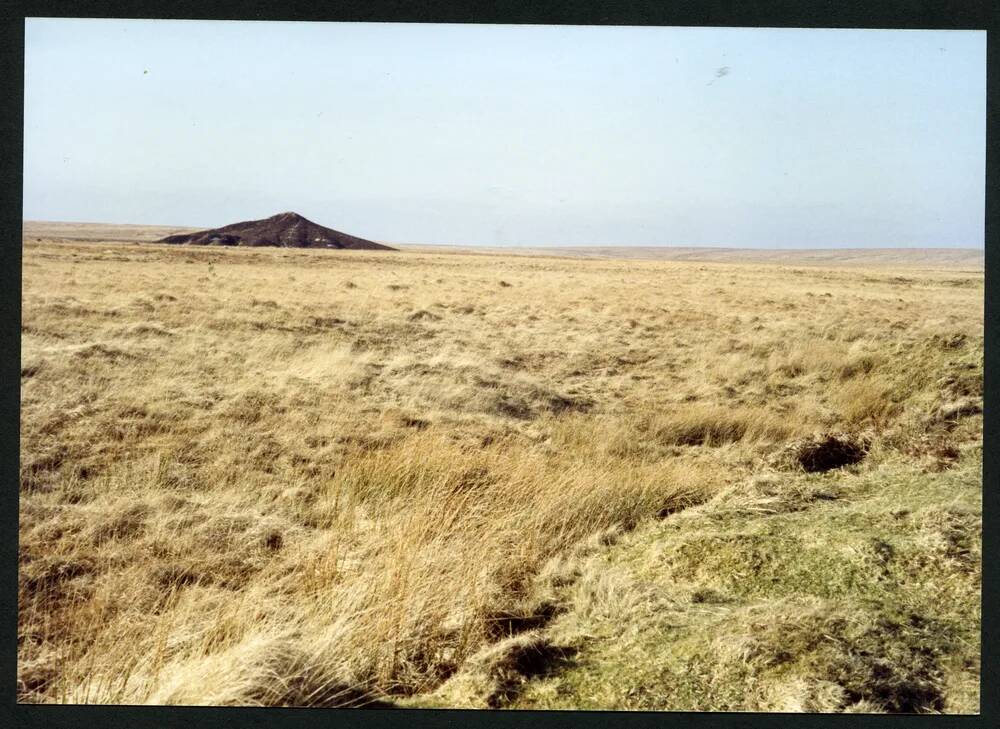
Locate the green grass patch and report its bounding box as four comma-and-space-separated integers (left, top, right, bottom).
412, 447, 981, 713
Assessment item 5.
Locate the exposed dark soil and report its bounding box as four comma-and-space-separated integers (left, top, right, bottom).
484, 601, 561, 640
476, 633, 579, 708
159, 212, 395, 251
795, 434, 869, 473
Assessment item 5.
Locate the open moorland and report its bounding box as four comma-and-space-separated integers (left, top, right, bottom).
19, 232, 982, 711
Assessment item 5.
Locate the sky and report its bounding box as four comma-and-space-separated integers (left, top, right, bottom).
23, 20, 986, 248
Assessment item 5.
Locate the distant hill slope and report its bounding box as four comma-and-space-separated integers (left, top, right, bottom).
23, 221, 200, 242
395, 244, 984, 268
158, 212, 395, 250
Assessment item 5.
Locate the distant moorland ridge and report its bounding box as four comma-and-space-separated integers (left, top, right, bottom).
21, 220, 981, 267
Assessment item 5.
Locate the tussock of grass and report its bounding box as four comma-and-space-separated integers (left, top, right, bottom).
643, 405, 795, 447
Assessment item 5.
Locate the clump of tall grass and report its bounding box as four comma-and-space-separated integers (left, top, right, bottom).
123, 429, 722, 704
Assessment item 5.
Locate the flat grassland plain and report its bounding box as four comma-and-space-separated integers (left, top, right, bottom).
19, 225, 983, 712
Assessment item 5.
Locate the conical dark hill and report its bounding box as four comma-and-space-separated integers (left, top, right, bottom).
158, 212, 395, 250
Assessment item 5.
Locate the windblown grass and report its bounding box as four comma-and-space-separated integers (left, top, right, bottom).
19, 238, 982, 710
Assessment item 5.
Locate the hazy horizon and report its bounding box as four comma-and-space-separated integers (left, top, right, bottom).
24, 20, 986, 249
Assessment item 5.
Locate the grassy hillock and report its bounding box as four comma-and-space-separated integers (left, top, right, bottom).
408, 448, 980, 712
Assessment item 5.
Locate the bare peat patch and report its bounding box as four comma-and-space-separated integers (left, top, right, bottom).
792, 434, 869, 473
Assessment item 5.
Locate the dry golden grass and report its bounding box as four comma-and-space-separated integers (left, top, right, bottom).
19, 235, 982, 709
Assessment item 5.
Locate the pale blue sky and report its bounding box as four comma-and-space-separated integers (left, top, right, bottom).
24, 19, 986, 248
